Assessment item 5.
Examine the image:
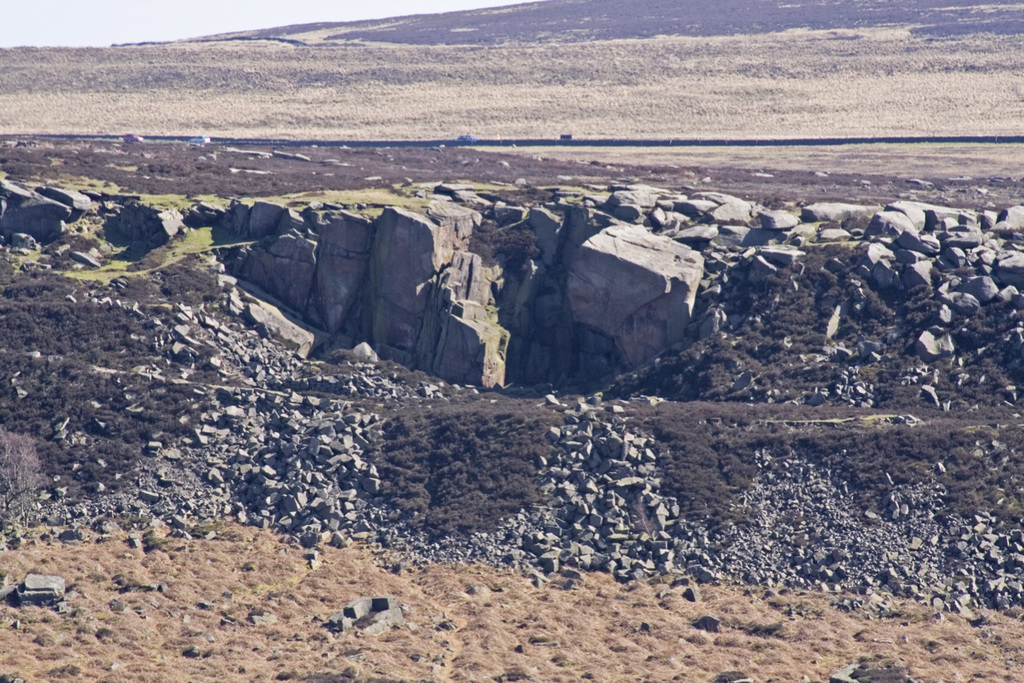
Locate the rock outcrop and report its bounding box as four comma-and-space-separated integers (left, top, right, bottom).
0, 179, 78, 243
105, 202, 183, 248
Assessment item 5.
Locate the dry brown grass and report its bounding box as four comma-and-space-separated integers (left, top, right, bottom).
2, 522, 1024, 682
2, 28, 1023, 140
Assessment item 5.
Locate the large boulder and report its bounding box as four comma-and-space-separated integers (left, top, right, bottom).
16, 574, 65, 607
711, 200, 753, 225
866, 211, 916, 237
997, 252, 1024, 288
691, 192, 753, 225
916, 330, 955, 363
896, 229, 941, 255
606, 185, 662, 211
36, 186, 93, 221
244, 301, 316, 358
105, 202, 182, 248
959, 276, 999, 303
885, 201, 929, 230
801, 202, 880, 223
568, 224, 703, 367
759, 210, 799, 231
310, 212, 374, 333
998, 205, 1024, 231
887, 200, 972, 231
0, 180, 71, 243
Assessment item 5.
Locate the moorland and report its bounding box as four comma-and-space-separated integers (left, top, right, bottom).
3, 2, 1024, 682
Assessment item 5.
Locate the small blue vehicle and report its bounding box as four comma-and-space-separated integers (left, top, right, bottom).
456, 134, 480, 143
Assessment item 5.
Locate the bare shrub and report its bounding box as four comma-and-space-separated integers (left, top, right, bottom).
0, 428, 43, 526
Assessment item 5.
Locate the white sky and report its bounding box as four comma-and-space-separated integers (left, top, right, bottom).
0, 1, 539, 48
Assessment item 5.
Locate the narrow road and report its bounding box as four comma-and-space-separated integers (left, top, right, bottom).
22, 133, 1024, 148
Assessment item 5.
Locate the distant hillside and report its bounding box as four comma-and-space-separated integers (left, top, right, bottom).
206, 0, 1024, 45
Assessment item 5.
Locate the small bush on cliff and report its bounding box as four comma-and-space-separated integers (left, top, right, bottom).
0, 428, 42, 526
469, 221, 539, 272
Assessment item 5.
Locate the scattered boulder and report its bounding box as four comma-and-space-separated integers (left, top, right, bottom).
959, 276, 999, 304
915, 330, 955, 362
69, 251, 102, 268
351, 342, 378, 362
327, 596, 404, 635
830, 661, 909, 683
15, 574, 65, 607
693, 615, 721, 633
244, 301, 316, 358
715, 674, 753, 683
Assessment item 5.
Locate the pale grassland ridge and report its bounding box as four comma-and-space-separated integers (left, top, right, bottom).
1, 29, 1023, 139
513, 143, 1024, 180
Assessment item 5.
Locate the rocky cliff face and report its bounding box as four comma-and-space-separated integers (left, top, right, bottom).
221, 186, 707, 388
197, 179, 1024, 399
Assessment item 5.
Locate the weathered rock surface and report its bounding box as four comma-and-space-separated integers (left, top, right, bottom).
36, 186, 93, 220
310, 212, 374, 333
237, 231, 318, 314
568, 224, 703, 367
370, 207, 463, 363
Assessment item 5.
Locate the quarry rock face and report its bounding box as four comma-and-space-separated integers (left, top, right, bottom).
237, 231, 318, 313
567, 224, 703, 367
220, 191, 715, 387
310, 211, 374, 333
16, 171, 1024, 620
370, 207, 463, 363
207, 179, 1024, 392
